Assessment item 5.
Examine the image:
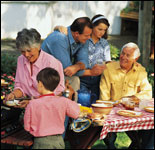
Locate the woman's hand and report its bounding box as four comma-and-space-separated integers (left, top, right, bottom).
5, 89, 23, 101
5, 92, 15, 101
54, 25, 68, 35
14, 100, 30, 108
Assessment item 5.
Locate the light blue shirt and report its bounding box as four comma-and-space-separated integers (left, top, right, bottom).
41, 26, 88, 76
80, 38, 111, 85
88, 38, 111, 68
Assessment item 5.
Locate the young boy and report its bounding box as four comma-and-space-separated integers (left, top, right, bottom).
24, 67, 80, 149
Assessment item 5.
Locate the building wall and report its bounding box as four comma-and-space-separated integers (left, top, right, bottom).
1, 1, 128, 39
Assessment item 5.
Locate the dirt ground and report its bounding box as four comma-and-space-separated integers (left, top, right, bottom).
1, 35, 138, 55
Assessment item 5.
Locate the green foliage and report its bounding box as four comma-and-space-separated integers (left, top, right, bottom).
1, 52, 18, 75
1, 74, 15, 98
146, 62, 154, 97
91, 132, 131, 149
110, 44, 120, 60
121, 1, 139, 13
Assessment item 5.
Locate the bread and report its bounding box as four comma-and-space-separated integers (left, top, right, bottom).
131, 97, 140, 105
117, 110, 142, 117
122, 96, 140, 105
144, 106, 154, 113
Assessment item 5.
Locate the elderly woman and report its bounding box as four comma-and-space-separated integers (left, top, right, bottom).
5, 28, 65, 107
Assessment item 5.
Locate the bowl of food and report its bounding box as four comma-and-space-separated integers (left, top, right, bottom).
91, 103, 113, 115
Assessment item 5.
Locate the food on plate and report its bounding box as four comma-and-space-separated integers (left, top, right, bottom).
79, 105, 93, 113
121, 97, 139, 107
131, 96, 140, 105
87, 112, 103, 120
5, 99, 20, 106
93, 118, 105, 126
124, 101, 135, 110
117, 110, 142, 117
5, 100, 16, 106
144, 106, 154, 113
87, 113, 107, 126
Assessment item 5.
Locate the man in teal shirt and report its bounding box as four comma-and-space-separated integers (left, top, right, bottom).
41, 17, 92, 77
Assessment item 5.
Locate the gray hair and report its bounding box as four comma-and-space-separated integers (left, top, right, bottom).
16, 28, 41, 51
121, 42, 141, 59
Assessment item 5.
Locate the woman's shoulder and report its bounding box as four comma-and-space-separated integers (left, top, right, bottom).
17, 55, 27, 63
100, 38, 109, 45
17, 55, 24, 60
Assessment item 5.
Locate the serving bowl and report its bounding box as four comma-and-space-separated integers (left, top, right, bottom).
91, 103, 113, 115
96, 100, 119, 106
96, 100, 114, 105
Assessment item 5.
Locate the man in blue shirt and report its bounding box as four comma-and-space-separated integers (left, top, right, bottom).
41, 17, 93, 96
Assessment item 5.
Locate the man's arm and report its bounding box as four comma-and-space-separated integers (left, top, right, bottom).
99, 68, 111, 100
41, 33, 72, 69
53, 26, 89, 77
64, 61, 86, 77
134, 75, 152, 99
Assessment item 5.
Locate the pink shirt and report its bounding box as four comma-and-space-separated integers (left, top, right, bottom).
24, 95, 80, 137
14, 50, 65, 97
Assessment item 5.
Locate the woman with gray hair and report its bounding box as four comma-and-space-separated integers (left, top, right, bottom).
5, 28, 65, 108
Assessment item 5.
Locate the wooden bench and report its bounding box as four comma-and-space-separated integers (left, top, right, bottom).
1, 125, 102, 149
1, 128, 33, 148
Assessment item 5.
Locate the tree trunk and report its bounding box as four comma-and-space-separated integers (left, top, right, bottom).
138, 1, 153, 67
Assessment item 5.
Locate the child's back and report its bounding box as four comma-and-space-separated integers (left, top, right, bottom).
24, 67, 80, 149
24, 95, 80, 137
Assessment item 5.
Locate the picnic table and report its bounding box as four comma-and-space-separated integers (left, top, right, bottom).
1, 100, 154, 149
100, 102, 154, 140
66, 99, 154, 149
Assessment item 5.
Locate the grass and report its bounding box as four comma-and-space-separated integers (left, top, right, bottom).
65, 132, 131, 149
91, 132, 131, 149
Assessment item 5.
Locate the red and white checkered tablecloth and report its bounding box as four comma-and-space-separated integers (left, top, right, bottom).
100, 103, 154, 140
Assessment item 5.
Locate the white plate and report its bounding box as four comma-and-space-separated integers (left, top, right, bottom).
5, 99, 20, 106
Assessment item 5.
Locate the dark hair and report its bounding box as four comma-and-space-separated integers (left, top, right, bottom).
36, 67, 60, 91
70, 17, 93, 34
91, 14, 110, 39
16, 28, 41, 50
